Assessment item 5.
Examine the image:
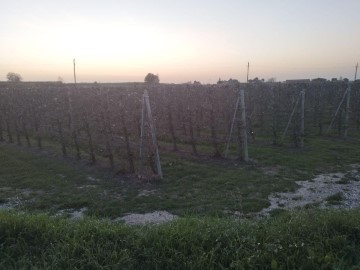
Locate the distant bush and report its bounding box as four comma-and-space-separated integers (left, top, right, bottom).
6, 72, 22, 82
144, 73, 159, 84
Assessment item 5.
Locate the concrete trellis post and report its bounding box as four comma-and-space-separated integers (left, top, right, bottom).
328, 64, 358, 136
67, 88, 81, 159
326, 88, 348, 134
343, 63, 358, 138
239, 88, 249, 161
225, 88, 249, 161
225, 92, 240, 158
139, 90, 163, 179
300, 90, 305, 148
343, 86, 352, 138
281, 92, 301, 142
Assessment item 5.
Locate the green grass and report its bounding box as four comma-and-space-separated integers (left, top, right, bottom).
1, 135, 360, 218
1, 133, 360, 268
1, 209, 360, 269
326, 192, 345, 205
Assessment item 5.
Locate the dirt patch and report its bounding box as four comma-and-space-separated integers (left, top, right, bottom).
86, 176, 101, 182
0, 196, 22, 210
261, 166, 282, 176
0, 202, 15, 210
137, 190, 158, 197
0, 187, 12, 192
56, 207, 87, 220
261, 164, 360, 215
116, 211, 177, 225
78, 185, 98, 189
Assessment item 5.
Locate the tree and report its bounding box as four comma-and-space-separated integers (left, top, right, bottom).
144, 73, 159, 84
7, 72, 22, 82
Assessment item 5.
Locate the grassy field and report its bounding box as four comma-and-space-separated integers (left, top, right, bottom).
1, 135, 360, 268
1, 135, 360, 218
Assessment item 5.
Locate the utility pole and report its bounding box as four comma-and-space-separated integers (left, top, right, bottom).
246, 62, 250, 83
73, 58, 77, 84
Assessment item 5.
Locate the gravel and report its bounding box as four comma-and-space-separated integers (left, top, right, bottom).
261, 164, 360, 215
116, 211, 177, 225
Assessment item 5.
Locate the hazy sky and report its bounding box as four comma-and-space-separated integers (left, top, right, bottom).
1, 0, 359, 83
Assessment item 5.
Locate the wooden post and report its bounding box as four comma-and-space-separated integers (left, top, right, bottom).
34, 117, 42, 149
0, 115, 4, 141
300, 90, 305, 148
139, 93, 145, 165
281, 92, 301, 141
239, 88, 249, 161
14, 121, 22, 146
57, 119, 67, 156
5, 117, 13, 143
84, 115, 96, 164
67, 88, 81, 159
355, 63, 358, 81
100, 89, 114, 169
343, 86, 351, 137
143, 90, 163, 179
225, 92, 240, 158
210, 109, 221, 157
317, 88, 324, 135
326, 88, 348, 134
120, 108, 135, 173
22, 120, 31, 147
167, 105, 178, 151
271, 87, 278, 145
188, 111, 198, 155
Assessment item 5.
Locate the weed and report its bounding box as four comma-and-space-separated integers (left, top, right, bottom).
336, 178, 350, 185
325, 192, 344, 205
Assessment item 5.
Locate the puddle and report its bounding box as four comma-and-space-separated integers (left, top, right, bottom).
116, 211, 177, 225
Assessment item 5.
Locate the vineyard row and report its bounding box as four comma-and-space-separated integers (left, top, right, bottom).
0, 81, 359, 176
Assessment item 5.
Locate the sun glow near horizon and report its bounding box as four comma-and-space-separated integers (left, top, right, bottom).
1, 0, 359, 83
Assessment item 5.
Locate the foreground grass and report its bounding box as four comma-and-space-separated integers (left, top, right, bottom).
1, 209, 360, 269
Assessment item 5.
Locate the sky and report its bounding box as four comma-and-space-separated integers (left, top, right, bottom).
0, 0, 359, 83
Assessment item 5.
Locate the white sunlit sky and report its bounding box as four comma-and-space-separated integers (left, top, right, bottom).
0, 0, 359, 83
